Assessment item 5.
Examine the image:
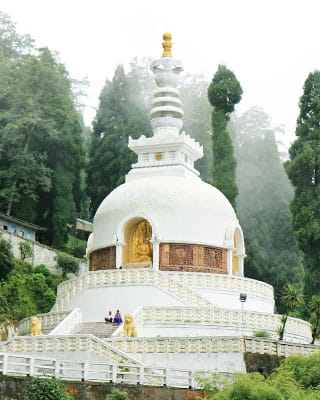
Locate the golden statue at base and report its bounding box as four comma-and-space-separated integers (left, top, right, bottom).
30, 316, 42, 336
123, 314, 137, 337
130, 220, 152, 262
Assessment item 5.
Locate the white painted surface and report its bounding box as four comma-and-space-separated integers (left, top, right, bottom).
89, 176, 239, 255
126, 352, 246, 373
66, 285, 185, 322
12, 350, 104, 363
138, 323, 248, 338
136, 324, 309, 343
194, 288, 274, 313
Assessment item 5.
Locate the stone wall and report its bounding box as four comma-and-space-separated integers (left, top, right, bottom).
244, 352, 284, 377
160, 243, 227, 273
0, 376, 204, 400
0, 228, 88, 276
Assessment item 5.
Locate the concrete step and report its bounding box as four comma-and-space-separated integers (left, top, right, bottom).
71, 322, 118, 338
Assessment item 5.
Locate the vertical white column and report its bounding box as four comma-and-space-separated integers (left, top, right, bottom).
115, 242, 124, 269
238, 255, 245, 277
227, 248, 233, 276
151, 238, 160, 270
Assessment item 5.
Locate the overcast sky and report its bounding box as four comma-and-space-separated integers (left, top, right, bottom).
2, 0, 320, 146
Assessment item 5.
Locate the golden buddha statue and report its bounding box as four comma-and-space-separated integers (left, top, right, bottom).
130, 220, 152, 262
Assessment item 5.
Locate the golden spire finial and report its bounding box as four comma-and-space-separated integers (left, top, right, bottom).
162, 32, 172, 57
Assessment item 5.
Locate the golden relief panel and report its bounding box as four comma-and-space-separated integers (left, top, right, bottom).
129, 220, 152, 263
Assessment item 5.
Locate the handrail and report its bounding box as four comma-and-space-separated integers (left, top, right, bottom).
0, 351, 231, 388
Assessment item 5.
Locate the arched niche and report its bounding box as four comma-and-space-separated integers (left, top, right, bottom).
232, 227, 245, 276
122, 218, 153, 268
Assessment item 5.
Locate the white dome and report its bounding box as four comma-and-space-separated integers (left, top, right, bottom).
88, 176, 239, 254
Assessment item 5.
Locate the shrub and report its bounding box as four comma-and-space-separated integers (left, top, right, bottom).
253, 331, 270, 338
19, 241, 33, 260
105, 389, 129, 400
33, 264, 50, 275
57, 252, 79, 277
25, 377, 71, 400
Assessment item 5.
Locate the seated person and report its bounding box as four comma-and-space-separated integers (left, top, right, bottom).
113, 310, 123, 324
104, 310, 113, 323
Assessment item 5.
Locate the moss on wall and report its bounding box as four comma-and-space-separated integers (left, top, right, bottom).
0, 376, 204, 400
244, 352, 284, 377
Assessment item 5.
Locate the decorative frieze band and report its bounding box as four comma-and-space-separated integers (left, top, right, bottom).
160, 243, 227, 273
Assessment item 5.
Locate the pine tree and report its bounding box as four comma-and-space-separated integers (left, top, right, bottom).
285, 71, 320, 296
207, 65, 242, 208
87, 65, 151, 215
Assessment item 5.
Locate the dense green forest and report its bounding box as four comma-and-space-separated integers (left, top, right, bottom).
1, 11, 320, 332
0, 12, 87, 248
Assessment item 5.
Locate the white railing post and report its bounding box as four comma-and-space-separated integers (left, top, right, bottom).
54, 360, 60, 378
82, 362, 89, 381
3, 354, 8, 375
138, 366, 144, 385
188, 370, 194, 388
112, 364, 117, 383
164, 368, 169, 386
29, 357, 35, 376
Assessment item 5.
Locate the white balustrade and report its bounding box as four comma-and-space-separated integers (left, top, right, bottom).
111, 306, 311, 341
0, 351, 211, 388
17, 311, 71, 336
52, 270, 211, 312
165, 271, 274, 300
107, 336, 317, 357
2, 334, 147, 368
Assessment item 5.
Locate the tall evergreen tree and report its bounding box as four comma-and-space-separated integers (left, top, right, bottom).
285, 71, 320, 296
87, 65, 151, 215
0, 13, 86, 247
207, 65, 242, 208
0, 11, 33, 60
229, 107, 304, 309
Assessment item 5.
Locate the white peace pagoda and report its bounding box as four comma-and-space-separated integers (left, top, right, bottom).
2, 34, 314, 382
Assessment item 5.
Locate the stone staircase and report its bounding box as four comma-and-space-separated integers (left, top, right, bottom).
71, 322, 118, 338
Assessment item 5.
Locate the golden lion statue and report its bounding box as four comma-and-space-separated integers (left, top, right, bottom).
30, 316, 42, 336
123, 313, 137, 337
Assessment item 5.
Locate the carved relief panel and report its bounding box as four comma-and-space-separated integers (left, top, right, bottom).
160, 243, 227, 274
90, 246, 116, 271
169, 244, 193, 265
